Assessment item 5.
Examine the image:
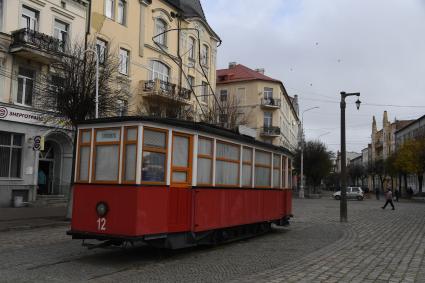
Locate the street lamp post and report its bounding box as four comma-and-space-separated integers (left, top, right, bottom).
83, 48, 99, 119
340, 91, 361, 222
300, 106, 320, 198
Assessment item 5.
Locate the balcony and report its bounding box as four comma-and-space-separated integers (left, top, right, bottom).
260, 126, 281, 137
140, 79, 192, 104
261, 98, 281, 109
9, 28, 65, 64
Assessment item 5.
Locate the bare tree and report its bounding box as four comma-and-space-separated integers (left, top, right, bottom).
201, 94, 249, 130
36, 41, 130, 124
36, 40, 130, 217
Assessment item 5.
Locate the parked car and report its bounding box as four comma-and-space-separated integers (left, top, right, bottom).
333, 187, 364, 201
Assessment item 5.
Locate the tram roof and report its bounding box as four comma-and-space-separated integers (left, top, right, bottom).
78, 116, 294, 156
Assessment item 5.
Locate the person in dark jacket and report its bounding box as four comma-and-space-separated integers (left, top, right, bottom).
394, 188, 400, 202
382, 188, 395, 210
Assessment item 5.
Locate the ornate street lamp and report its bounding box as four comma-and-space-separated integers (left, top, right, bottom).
340, 91, 361, 222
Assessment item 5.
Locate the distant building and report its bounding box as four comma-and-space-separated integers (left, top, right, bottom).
335, 151, 361, 173
216, 63, 299, 152
395, 114, 425, 193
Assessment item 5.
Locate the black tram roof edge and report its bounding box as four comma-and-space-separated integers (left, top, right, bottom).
77, 116, 295, 157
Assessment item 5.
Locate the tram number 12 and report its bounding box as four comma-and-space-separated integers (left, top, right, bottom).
97, 218, 107, 231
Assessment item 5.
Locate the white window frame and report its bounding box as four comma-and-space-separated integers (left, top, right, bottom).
105, 0, 114, 19
150, 60, 170, 82
188, 37, 196, 60
117, 0, 126, 25
21, 5, 39, 30
119, 48, 129, 75
201, 44, 209, 66
201, 81, 209, 103
96, 38, 107, 64
53, 19, 69, 46
264, 87, 273, 100
154, 18, 167, 46
264, 112, 273, 127
17, 67, 34, 106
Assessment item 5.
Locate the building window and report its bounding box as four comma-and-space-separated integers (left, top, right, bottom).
264, 87, 273, 100
117, 0, 126, 25
96, 38, 107, 64
61, 1, 66, 8
105, 0, 114, 19
119, 48, 129, 75
150, 60, 170, 83
188, 37, 196, 60
154, 18, 167, 46
264, 112, 273, 127
197, 137, 213, 185
215, 141, 240, 186
142, 128, 168, 184
220, 89, 228, 102
255, 150, 271, 187
17, 67, 35, 106
21, 6, 39, 30
0, 132, 23, 178
53, 19, 69, 50
187, 75, 194, 89
242, 147, 253, 187
116, 99, 127, 117
201, 81, 209, 103
94, 128, 121, 182
201, 44, 209, 66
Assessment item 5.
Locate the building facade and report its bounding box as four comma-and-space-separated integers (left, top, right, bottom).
0, 0, 88, 207
395, 114, 425, 194
89, 0, 220, 119
216, 63, 299, 151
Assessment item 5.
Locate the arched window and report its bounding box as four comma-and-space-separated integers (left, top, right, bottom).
150, 60, 170, 82
154, 18, 167, 46
188, 37, 196, 60
201, 44, 209, 66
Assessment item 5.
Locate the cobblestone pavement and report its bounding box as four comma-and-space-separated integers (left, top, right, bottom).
0, 198, 423, 282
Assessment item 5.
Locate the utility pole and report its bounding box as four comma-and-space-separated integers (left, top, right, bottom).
340, 91, 361, 222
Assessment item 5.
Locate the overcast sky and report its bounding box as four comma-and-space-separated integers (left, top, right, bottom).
201, 0, 425, 153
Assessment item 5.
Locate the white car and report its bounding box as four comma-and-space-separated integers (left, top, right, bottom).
333, 187, 364, 201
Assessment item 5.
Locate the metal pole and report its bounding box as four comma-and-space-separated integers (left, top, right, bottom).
339, 91, 360, 223
340, 95, 347, 222
300, 106, 319, 198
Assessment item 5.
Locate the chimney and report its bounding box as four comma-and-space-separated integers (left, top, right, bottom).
292, 95, 299, 115
255, 68, 265, 75
229, 62, 237, 69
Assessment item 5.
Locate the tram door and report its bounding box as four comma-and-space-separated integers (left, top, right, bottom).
169, 132, 193, 230
171, 132, 193, 187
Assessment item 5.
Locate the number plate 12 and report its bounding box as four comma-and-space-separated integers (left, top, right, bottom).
97, 217, 107, 231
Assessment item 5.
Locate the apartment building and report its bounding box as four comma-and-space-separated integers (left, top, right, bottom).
0, 0, 89, 207
89, 0, 220, 119
216, 63, 299, 152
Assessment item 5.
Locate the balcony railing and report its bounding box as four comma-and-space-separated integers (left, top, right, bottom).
261, 98, 281, 109
141, 79, 192, 102
10, 28, 66, 56
261, 126, 281, 137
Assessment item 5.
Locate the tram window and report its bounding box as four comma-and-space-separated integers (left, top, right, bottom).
171, 133, 192, 184
215, 141, 239, 186
77, 129, 91, 182
273, 154, 281, 188
142, 128, 167, 183
197, 137, 213, 185
255, 150, 271, 187
123, 127, 138, 182
94, 128, 120, 182
242, 147, 253, 187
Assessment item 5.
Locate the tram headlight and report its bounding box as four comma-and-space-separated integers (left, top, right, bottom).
96, 202, 108, 217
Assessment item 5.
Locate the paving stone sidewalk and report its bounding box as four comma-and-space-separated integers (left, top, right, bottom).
233, 199, 425, 283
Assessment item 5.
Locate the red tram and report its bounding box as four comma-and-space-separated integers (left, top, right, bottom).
68, 117, 293, 249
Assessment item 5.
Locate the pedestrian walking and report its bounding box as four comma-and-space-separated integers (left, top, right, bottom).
375, 187, 380, 200
382, 188, 395, 210
394, 188, 400, 202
